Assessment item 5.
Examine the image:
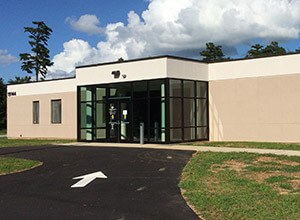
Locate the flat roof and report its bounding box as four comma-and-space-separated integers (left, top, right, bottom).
76, 52, 300, 69
76, 55, 207, 69
7, 76, 75, 86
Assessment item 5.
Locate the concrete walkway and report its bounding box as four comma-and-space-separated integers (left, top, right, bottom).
0, 135, 6, 138
63, 142, 300, 156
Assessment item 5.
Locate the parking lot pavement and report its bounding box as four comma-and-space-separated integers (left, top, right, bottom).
0, 145, 199, 220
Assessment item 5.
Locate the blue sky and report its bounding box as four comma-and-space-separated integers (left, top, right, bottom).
1, 0, 300, 82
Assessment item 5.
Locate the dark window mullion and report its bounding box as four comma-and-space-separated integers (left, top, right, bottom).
147, 81, 150, 142
181, 80, 184, 141
194, 81, 197, 139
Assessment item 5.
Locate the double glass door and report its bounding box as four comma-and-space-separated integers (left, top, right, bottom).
108, 100, 130, 142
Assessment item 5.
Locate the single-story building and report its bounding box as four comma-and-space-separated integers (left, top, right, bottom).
7, 53, 300, 143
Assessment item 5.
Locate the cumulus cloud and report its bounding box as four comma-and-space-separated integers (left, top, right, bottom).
0, 49, 18, 65
65, 14, 104, 35
48, 0, 300, 78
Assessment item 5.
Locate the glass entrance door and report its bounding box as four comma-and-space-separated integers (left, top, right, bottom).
107, 100, 131, 142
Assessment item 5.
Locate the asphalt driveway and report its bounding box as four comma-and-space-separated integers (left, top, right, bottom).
0, 145, 198, 220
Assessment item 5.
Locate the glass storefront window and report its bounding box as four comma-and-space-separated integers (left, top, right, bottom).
109, 83, 131, 98
133, 81, 147, 98
80, 129, 93, 141
96, 88, 106, 100
96, 129, 106, 139
184, 99, 195, 126
169, 79, 182, 97
133, 99, 148, 129
184, 127, 195, 140
197, 81, 207, 98
80, 87, 93, 102
80, 102, 93, 128
170, 128, 182, 142
149, 79, 165, 97
197, 99, 208, 126
197, 127, 208, 139
170, 98, 182, 127
96, 102, 106, 127
184, 80, 194, 97
149, 129, 166, 142
79, 79, 208, 143
150, 99, 165, 128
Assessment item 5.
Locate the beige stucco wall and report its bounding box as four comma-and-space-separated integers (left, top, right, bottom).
7, 92, 77, 139
76, 58, 168, 86
76, 57, 209, 86
166, 58, 208, 81
209, 73, 300, 142
209, 53, 300, 81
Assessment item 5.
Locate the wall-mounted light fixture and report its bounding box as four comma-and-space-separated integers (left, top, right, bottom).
112, 70, 121, 79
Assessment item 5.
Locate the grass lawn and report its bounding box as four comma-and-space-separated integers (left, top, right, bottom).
0, 137, 75, 147
0, 129, 6, 135
184, 141, 300, 151
0, 157, 42, 176
179, 152, 300, 220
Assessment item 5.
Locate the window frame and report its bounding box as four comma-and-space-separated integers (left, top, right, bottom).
51, 99, 62, 124
33, 101, 39, 124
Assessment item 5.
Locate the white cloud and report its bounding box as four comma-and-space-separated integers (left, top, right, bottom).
0, 49, 18, 65
48, 0, 300, 78
65, 14, 104, 35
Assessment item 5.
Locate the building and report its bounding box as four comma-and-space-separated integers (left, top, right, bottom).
7, 54, 300, 143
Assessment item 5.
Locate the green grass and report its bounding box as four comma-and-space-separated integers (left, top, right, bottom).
0, 137, 75, 147
179, 152, 300, 220
0, 157, 42, 175
184, 141, 300, 151
0, 129, 6, 135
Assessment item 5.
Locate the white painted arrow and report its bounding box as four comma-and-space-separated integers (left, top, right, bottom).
71, 171, 107, 188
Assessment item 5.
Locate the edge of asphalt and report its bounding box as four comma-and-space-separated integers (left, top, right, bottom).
61, 142, 300, 156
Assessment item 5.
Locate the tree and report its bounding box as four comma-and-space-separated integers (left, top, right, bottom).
8, 76, 32, 85
0, 78, 6, 129
200, 42, 230, 62
245, 44, 264, 58
19, 21, 53, 81
246, 41, 286, 58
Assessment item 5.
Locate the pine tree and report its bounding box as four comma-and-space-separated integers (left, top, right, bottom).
19, 21, 53, 81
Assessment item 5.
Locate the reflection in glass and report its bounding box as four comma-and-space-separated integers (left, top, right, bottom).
80, 102, 93, 128
170, 98, 182, 127
197, 99, 207, 126
197, 127, 208, 139
96, 129, 106, 139
184, 80, 194, 97
96, 102, 106, 127
169, 79, 182, 97
80, 129, 92, 141
196, 81, 207, 98
184, 99, 195, 126
80, 87, 93, 102
184, 127, 195, 140
170, 128, 182, 142
96, 88, 106, 100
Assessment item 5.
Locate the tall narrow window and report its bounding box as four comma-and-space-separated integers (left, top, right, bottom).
51, 99, 62, 123
33, 101, 39, 124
